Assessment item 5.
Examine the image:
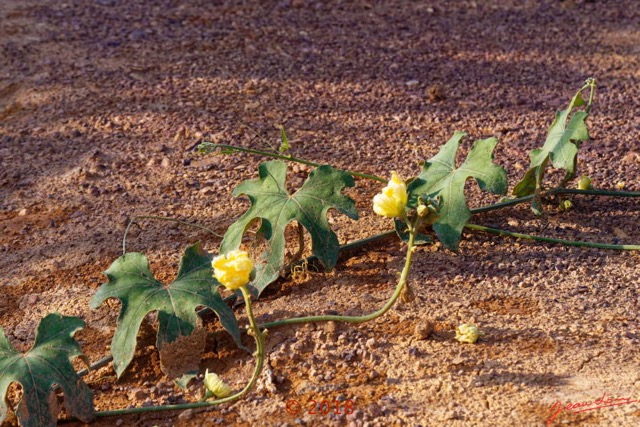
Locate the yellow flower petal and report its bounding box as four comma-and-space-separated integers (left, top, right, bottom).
372, 172, 407, 218
212, 250, 253, 290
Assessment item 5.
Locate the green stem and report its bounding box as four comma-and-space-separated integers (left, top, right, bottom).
93, 286, 265, 418
288, 222, 305, 267
465, 223, 640, 250
82, 231, 397, 378
584, 77, 596, 115
199, 142, 386, 182
122, 215, 223, 255
299, 230, 397, 267
550, 188, 640, 198
469, 188, 639, 216
259, 221, 418, 330
470, 195, 535, 214
199, 142, 638, 215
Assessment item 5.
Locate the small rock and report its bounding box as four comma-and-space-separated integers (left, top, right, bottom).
427, 84, 446, 101
405, 80, 420, 87
622, 151, 639, 164
19, 294, 39, 309
127, 387, 147, 401
414, 320, 433, 339
325, 321, 337, 339
18, 208, 27, 216
444, 409, 464, 420
174, 126, 187, 143
179, 409, 194, 421
128, 29, 147, 41
115, 419, 123, 427
347, 409, 363, 421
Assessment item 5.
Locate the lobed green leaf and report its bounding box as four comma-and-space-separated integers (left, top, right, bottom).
221, 160, 359, 295
0, 314, 94, 427
90, 243, 242, 378
406, 132, 508, 250
513, 82, 593, 214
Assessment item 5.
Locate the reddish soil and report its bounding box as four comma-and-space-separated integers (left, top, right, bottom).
1, 1, 639, 426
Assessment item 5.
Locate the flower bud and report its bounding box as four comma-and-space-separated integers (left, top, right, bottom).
455, 324, 482, 344
373, 172, 408, 218
212, 250, 253, 290
559, 199, 573, 211
204, 369, 232, 398
577, 175, 593, 190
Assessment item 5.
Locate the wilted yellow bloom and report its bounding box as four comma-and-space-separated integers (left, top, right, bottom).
373, 172, 408, 218
455, 324, 482, 344
204, 369, 232, 398
616, 181, 626, 190
212, 250, 253, 290
577, 175, 593, 190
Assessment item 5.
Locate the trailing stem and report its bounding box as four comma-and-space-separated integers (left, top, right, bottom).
465, 223, 640, 250
122, 215, 223, 255
259, 217, 420, 330
198, 142, 386, 182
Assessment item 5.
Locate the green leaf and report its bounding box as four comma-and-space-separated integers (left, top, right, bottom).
221, 160, 358, 295
0, 314, 94, 427
407, 132, 508, 250
90, 243, 242, 378
513, 82, 594, 213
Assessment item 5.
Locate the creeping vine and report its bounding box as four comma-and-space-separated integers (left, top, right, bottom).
2, 79, 640, 426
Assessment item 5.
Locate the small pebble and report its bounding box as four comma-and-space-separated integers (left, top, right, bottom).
178, 409, 194, 421
127, 388, 146, 401
414, 320, 433, 340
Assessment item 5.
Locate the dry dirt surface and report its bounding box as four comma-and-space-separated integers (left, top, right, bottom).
1, 0, 639, 426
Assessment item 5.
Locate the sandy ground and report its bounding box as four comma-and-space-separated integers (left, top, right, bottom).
1, 0, 639, 426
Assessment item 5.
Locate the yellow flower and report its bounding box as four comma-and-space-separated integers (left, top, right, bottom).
455, 324, 482, 344
204, 369, 232, 398
373, 172, 408, 218
212, 250, 253, 290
